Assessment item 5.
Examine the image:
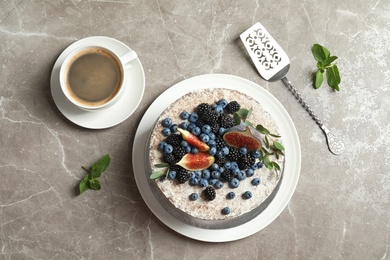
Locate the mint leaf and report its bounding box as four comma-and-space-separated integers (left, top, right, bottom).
89, 178, 101, 190
326, 64, 341, 91
315, 70, 324, 89
273, 141, 284, 151
90, 154, 110, 178
312, 44, 330, 62
323, 56, 338, 67
79, 175, 90, 194
150, 171, 166, 180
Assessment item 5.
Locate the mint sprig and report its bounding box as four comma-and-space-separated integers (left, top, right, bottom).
233, 108, 284, 175
312, 44, 341, 91
79, 154, 110, 194
150, 163, 170, 180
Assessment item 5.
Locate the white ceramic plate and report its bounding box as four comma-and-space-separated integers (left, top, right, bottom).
50, 36, 145, 129
133, 74, 301, 242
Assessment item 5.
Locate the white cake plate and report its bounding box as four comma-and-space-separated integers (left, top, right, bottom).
133, 74, 301, 242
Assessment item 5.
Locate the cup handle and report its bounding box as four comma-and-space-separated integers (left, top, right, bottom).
120, 50, 138, 68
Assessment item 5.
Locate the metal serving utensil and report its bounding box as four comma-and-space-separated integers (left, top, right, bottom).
240, 22, 345, 155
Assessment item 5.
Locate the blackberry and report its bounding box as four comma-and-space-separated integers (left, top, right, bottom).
196, 103, 212, 116
210, 123, 220, 134
201, 110, 219, 125
162, 153, 177, 165
226, 147, 240, 161
237, 154, 256, 170
218, 113, 235, 129
172, 146, 186, 161
221, 169, 234, 182
225, 101, 241, 114
195, 118, 205, 129
176, 168, 191, 184
203, 186, 216, 201
165, 134, 182, 146
215, 136, 227, 150
214, 156, 227, 166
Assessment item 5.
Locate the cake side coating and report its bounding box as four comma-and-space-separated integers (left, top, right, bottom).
148, 88, 284, 221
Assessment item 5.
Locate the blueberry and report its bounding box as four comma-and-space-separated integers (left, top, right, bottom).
230, 161, 238, 170
221, 146, 229, 155
199, 178, 209, 187
162, 128, 171, 136
189, 193, 198, 201
239, 147, 247, 155
218, 127, 226, 135
162, 118, 172, 127
214, 105, 223, 113
192, 171, 201, 179
158, 141, 168, 151
226, 192, 235, 199
257, 161, 264, 168
237, 171, 246, 180
168, 170, 176, 180
187, 123, 196, 132
202, 169, 211, 179
191, 147, 199, 154
164, 144, 173, 154
179, 121, 189, 129
170, 124, 178, 133
246, 168, 255, 177
208, 146, 217, 156
208, 140, 217, 146
218, 166, 225, 173
251, 150, 261, 158
211, 103, 217, 109
217, 98, 228, 108
224, 161, 231, 169
180, 111, 189, 120
191, 127, 201, 136
200, 133, 210, 143
181, 140, 189, 147
243, 191, 252, 199
189, 178, 199, 186
214, 181, 224, 189
210, 163, 219, 171
189, 112, 199, 123
185, 146, 191, 153
231, 168, 240, 176
209, 178, 218, 185
229, 178, 240, 188
211, 171, 220, 179
251, 177, 261, 186
201, 124, 211, 134
222, 207, 230, 215
208, 132, 216, 140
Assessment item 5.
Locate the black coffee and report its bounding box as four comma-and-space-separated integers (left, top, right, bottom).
65, 48, 122, 107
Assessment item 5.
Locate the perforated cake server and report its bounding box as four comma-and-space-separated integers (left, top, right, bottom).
240, 22, 345, 155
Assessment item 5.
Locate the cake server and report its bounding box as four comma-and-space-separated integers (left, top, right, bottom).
240, 22, 345, 155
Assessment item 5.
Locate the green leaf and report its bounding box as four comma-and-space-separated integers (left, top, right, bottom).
154, 163, 170, 168
270, 133, 281, 138
263, 156, 273, 170
312, 44, 330, 62
246, 107, 253, 119
316, 61, 325, 71
235, 108, 249, 118
323, 55, 338, 67
90, 154, 110, 178
233, 113, 241, 125
88, 178, 101, 190
326, 64, 341, 91
264, 135, 270, 148
244, 120, 253, 127
272, 162, 281, 171
150, 170, 166, 180
314, 70, 324, 89
256, 124, 270, 135
79, 175, 90, 194
273, 141, 285, 151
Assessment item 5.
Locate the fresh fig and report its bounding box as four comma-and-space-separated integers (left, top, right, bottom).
223, 125, 262, 151
176, 152, 215, 171
177, 128, 209, 152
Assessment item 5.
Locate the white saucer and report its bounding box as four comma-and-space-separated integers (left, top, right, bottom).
50, 36, 145, 129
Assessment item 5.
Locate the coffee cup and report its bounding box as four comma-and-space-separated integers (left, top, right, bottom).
59, 45, 137, 110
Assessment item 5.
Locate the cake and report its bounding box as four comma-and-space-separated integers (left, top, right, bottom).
147, 88, 285, 229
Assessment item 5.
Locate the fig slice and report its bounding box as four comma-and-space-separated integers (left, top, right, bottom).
177, 128, 209, 152
223, 125, 262, 151
176, 152, 215, 171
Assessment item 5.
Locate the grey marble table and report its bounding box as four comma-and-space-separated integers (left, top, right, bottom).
1, 0, 389, 259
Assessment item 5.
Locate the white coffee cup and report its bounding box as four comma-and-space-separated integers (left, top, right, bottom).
59, 45, 137, 110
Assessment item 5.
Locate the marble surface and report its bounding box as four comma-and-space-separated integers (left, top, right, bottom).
1, 0, 389, 259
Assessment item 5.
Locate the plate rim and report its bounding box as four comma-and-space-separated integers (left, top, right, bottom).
133, 73, 301, 242
50, 36, 145, 129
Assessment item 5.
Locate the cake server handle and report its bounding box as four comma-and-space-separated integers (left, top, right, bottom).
281, 77, 345, 155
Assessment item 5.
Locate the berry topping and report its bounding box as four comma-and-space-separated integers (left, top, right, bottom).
203, 186, 216, 201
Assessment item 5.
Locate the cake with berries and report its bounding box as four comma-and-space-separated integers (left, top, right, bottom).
147, 88, 285, 228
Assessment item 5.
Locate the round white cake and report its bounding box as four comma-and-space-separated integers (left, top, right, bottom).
147, 88, 284, 228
